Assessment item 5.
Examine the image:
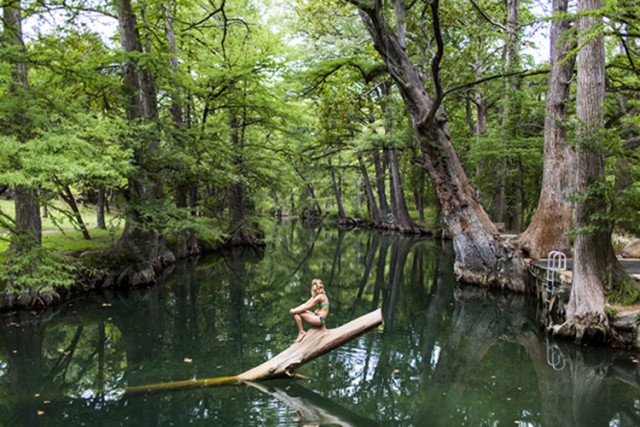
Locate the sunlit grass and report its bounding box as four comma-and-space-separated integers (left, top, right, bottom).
43, 227, 123, 253
1, 227, 123, 255
0, 198, 121, 231
0, 197, 123, 255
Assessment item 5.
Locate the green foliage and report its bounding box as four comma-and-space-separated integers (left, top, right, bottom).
607, 277, 640, 306
0, 238, 76, 295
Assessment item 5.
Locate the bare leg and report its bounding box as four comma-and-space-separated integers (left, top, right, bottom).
294, 314, 306, 342
294, 312, 324, 342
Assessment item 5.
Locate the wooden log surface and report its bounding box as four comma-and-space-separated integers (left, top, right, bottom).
127, 308, 383, 394
238, 308, 383, 381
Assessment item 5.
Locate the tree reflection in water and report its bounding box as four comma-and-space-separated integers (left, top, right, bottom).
0, 221, 639, 426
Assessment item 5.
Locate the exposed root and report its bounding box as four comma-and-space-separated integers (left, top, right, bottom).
550, 315, 610, 346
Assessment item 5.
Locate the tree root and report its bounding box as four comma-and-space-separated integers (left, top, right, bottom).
549, 315, 614, 346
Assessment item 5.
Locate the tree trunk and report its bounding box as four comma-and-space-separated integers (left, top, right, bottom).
519, 0, 575, 259
96, 187, 107, 229
358, 155, 382, 223
293, 165, 322, 216
328, 156, 347, 220
2, 1, 42, 251
164, 3, 190, 212
116, 0, 173, 279
386, 147, 418, 233
239, 308, 382, 381
380, 81, 417, 233
351, 1, 526, 289
414, 171, 425, 223
126, 309, 383, 393
228, 116, 246, 243
372, 149, 391, 225
554, 0, 623, 343
13, 188, 42, 249
494, 0, 522, 229
60, 185, 91, 240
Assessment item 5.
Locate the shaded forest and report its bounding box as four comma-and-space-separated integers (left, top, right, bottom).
2, 0, 640, 344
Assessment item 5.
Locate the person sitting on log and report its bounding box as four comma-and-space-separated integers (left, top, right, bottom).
289, 278, 330, 343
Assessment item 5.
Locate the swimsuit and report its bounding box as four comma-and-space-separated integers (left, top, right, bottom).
306, 310, 326, 325
307, 301, 329, 325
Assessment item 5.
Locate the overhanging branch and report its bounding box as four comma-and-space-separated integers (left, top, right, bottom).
443, 68, 550, 98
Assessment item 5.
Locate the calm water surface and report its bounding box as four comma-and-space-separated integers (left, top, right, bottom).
1, 221, 639, 426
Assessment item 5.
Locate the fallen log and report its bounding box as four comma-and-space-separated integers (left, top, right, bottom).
127, 308, 383, 394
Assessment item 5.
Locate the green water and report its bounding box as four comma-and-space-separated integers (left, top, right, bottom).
1, 222, 639, 426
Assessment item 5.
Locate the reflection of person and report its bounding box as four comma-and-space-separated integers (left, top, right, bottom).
289, 278, 330, 343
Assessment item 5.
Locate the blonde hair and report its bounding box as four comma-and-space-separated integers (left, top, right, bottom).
311, 278, 325, 296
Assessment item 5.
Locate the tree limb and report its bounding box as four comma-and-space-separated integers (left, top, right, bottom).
425, 0, 444, 124
126, 309, 383, 393
443, 68, 550, 98
469, 0, 506, 32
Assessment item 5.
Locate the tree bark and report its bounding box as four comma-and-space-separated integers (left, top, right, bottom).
372, 149, 391, 224
350, 1, 526, 289
328, 156, 347, 220
13, 187, 42, 249
116, 0, 174, 278
386, 147, 418, 233
519, 0, 575, 259
126, 309, 383, 393
554, 0, 623, 343
491, 0, 522, 229
228, 115, 250, 245
239, 308, 382, 381
2, 1, 42, 250
60, 185, 91, 240
358, 155, 382, 223
96, 187, 107, 229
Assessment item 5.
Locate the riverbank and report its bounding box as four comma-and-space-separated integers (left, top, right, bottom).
0, 219, 226, 312
528, 258, 640, 348
3, 220, 640, 350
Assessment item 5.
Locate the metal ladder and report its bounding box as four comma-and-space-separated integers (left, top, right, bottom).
545, 250, 567, 304
544, 250, 567, 370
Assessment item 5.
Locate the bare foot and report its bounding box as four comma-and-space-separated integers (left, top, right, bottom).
296, 331, 306, 343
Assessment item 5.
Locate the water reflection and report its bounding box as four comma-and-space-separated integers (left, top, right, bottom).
248, 380, 379, 426
0, 220, 639, 426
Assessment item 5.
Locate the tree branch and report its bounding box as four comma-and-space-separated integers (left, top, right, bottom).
469, 0, 506, 32
443, 68, 550, 98
181, 0, 225, 32
425, 0, 444, 124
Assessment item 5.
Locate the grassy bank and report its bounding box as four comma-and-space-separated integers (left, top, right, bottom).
0, 197, 123, 256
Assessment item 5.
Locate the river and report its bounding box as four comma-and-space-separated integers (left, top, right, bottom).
0, 220, 639, 426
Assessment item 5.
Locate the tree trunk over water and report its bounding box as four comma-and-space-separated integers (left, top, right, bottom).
227, 116, 256, 245
350, 1, 526, 289
358, 155, 382, 223
553, 0, 624, 344
116, 0, 174, 282
386, 147, 419, 233
328, 156, 347, 221
372, 149, 391, 225
519, 0, 575, 259
126, 309, 383, 393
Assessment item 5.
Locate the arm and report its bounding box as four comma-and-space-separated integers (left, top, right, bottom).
290, 296, 321, 315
